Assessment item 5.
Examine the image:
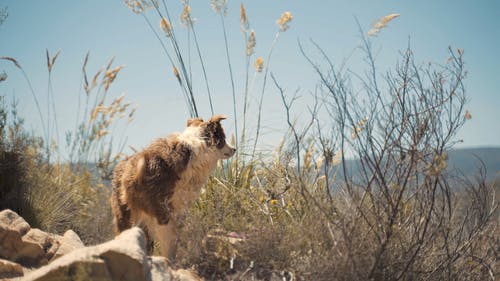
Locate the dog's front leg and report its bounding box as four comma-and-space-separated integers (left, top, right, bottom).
153, 221, 178, 263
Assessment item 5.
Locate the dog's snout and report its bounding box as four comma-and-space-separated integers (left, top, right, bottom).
222, 144, 236, 159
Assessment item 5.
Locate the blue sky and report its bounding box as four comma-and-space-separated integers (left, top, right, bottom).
1, 0, 499, 155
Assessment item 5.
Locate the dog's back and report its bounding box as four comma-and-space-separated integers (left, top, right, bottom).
110, 135, 192, 233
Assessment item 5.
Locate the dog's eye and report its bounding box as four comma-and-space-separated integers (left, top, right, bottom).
202, 123, 227, 149
216, 139, 226, 149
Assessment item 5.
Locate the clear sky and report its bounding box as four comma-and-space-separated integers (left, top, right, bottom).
1, 0, 499, 156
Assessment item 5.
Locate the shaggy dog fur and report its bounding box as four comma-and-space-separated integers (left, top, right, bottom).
110, 115, 235, 261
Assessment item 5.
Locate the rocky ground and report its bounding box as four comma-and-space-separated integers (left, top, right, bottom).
0, 209, 201, 281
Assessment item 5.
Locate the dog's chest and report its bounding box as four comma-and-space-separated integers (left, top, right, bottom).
169, 155, 216, 212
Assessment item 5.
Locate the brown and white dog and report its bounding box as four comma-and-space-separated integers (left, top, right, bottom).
110, 114, 235, 261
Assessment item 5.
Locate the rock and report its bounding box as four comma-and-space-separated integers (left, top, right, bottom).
0, 210, 55, 266
147, 256, 171, 281
15, 239, 45, 266
0, 209, 30, 235
98, 227, 147, 281
23, 228, 53, 249
0, 210, 84, 266
22, 227, 148, 281
0, 211, 203, 281
0, 258, 24, 278
147, 257, 202, 281
51, 229, 84, 261
17, 228, 54, 265
45, 234, 61, 262
0, 224, 23, 261
0, 209, 31, 261
170, 268, 203, 281
23, 257, 112, 281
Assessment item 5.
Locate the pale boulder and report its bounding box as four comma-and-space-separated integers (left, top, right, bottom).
22, 227, 148, 281
51, 229, 84, 261
0, 209, 30, 235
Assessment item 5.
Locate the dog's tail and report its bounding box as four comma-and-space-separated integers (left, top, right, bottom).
136, 155, 147, 186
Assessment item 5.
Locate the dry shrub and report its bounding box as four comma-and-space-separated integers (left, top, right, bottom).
0, 99, 114, 244
175, 39, 497, 280
175, 154, 497, 280
0, 52, 133, 245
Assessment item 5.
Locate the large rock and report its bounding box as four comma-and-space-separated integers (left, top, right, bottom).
23, 256, 112, 281
170, 268, 203, 281
0, 258, 24, 279
0, 210, 202, 281
147, 257, 202, 281
17, 228, 54, 265
0, 209, 30, 235
0, 210, 63, 266
0, 209, 31, 260
51, 229, 84, 261
22, 227, 148, 281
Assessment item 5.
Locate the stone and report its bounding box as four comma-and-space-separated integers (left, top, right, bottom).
0, 258, 24, 279
51, 229, 84, 261
17, 228, 54, 265
13, 229, 47, 266
23, 228, 53, 249
22, 227, 149, 281
98, 227, 147, 281
0, 213, 202, 281
22, 256, 112, 281
170, 269, 203, 281
0, 209, 31, 261
45, 234, 61, 262
0, 224, 23, 261
0, 209, 30, 235
147, 256, 171, 281
147, 256, 202, 281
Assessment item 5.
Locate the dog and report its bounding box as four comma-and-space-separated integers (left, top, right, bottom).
110, 114, 236, 261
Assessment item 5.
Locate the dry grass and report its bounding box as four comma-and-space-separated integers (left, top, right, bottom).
175, 154, 497, 280
0, 52, 134, 245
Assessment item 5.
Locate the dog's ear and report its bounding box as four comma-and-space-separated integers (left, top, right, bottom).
209, 114, 227, 123
187, 117, 204, 127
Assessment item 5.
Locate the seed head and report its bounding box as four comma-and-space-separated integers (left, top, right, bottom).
210, 0, 227, 16
464, 110, 472, 120
125, 0, 144, 14
240, 4, 247, 23
368, 13, 400, 36
180, 4, 194, 28
173, 66, 181, 82
160, 17, 172, 36
240, 3, 248, 31
246, 30, 256, 56
96, 130, 109, 140
254, 57, 264, 73
276, 11, 293, 31
104, 65, 123, 91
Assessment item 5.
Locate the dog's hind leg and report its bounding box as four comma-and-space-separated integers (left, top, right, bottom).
152, 221, 178, 263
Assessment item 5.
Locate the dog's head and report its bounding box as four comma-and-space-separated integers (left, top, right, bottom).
186, 114, 236, 159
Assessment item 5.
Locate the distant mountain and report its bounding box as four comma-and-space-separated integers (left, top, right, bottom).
447, 147, 500, 182
335, 147, 500, 183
